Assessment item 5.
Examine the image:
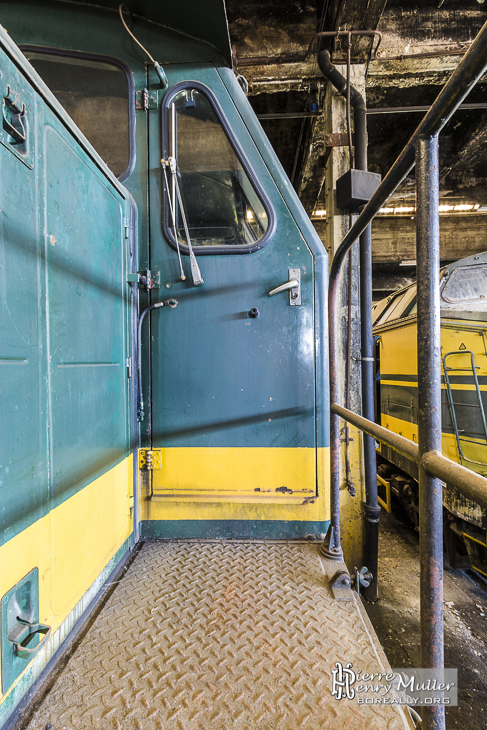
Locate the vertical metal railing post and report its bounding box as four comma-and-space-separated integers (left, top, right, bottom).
416, 134, 445, 730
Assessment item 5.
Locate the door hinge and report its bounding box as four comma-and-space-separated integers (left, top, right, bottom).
135, 89, 159, 111
126, 357, 132, 378
139, 448, 163, 470
126, 269, 161, 290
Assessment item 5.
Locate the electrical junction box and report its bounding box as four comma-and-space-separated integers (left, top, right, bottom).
336, 169, 381, 211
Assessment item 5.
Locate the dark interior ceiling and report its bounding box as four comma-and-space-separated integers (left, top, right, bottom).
225, 0, 487, 298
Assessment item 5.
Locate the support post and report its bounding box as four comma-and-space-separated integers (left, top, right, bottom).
415, 134, 445, 730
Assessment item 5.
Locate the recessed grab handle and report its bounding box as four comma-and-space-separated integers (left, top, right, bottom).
11, 618, 51, 659
3, 87, 27, 144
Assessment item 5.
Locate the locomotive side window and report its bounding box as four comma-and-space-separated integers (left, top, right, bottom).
22, 51, 131, 178
441, 263, 487, 303
374, 287, 415, 326
163, 85, 272, 251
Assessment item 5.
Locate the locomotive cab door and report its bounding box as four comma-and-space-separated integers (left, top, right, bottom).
144, 66, 329, 538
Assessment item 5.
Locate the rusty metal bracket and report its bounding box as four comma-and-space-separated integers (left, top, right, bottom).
135, 89, 159, 111
329, 569, 353, 601
320, 133, 355, 170
324, 132, 351, 148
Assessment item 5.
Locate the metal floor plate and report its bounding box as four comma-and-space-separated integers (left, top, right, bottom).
24, 542, 413, 729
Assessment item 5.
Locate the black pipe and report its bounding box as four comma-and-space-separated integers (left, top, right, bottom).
416, 135, 445, 730
318, 49, 379, 599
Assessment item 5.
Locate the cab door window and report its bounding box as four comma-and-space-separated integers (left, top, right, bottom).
162, 83, 274, 253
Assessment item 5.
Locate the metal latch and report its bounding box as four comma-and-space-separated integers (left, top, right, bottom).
135, 89, 159, 111
127, 269, 161, 290
139, 449, 163, 470
268, 268, 301, 305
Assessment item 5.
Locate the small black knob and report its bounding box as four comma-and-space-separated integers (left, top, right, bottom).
248, 307, 260, 318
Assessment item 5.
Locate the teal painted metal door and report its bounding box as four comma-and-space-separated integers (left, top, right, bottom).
0, 24, 132, 616
145, 65, 325, 513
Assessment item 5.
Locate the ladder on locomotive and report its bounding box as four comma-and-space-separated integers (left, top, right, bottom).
443, 350, 487, 468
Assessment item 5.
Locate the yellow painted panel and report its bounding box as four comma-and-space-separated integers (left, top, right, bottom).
377, 319, 487, 378
380, 413, 418, 443
377, 321, 417, 376
151, 447, 316, 497
143, 447, 330, 523
0, 516, 52, 635
52, 456, 133, 618
0, 454, 133, 705
381, 412, 486, 472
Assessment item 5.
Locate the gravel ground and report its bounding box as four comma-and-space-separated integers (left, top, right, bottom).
363, 510, 487, 729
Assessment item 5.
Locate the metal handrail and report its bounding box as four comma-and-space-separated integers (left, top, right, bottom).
327, 19, 487, 556
331, 404, 487, 511
325, 19, 487, 730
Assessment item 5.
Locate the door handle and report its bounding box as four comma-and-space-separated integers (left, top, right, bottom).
268, 269, 301, 305
10, 617, 51, 659
3, 86, 27, 145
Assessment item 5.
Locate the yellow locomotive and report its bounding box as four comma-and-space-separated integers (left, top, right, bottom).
373, 251, 487, 575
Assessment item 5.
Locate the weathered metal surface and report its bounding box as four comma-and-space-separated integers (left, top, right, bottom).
147, 63, 326, 508
0, 24, 132, 546
24, 541, 412, 730
415, 134, 445, 730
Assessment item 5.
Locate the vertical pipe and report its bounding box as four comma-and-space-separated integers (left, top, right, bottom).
416, 135, 445, 730
353, 78, 380, 603
317, 48, 379, 591
324, 271, 343, 559
360, 220, 380, 602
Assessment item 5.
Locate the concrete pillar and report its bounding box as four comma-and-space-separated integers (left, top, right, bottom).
323, 64, 367, 571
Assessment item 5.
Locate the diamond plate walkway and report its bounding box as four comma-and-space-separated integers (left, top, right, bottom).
25, 541, 414, 730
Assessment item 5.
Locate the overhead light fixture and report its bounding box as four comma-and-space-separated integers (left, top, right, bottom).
312, 209, 327, 217
377, 201, 483, 215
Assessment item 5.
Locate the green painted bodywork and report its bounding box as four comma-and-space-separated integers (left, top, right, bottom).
0, 1, 333, 723
0, 0, 330, 528
150, 65, 319, 451
141, 520, 330, 541
66, 0, 232, 65
0, 22, 132, 548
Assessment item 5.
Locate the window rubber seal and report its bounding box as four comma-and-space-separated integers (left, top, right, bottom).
161, 80, 276, 256
18, 45, 136, 183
